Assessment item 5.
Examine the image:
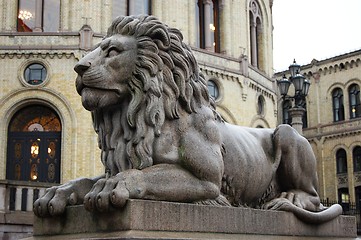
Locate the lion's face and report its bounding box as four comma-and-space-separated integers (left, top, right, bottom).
74, 35, 137, 111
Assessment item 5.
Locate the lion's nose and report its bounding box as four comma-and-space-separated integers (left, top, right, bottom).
74, 61, 90, 76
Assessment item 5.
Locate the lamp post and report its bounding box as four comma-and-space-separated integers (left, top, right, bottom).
277, 59, 311, 134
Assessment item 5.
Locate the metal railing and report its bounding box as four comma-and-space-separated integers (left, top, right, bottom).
321, 198, 361, 234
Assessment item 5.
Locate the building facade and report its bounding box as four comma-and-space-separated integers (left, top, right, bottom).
276, 50, 361, 206
0, 0, 276, 238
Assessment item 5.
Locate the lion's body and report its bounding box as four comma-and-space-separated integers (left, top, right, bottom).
33, 15, 342, 223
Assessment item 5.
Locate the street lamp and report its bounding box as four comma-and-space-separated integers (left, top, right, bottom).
277, 59, 311, 134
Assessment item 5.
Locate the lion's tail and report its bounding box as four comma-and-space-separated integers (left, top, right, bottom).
289, 203, 343, 224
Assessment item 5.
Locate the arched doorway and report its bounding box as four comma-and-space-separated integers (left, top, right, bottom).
6, 105, 61, 183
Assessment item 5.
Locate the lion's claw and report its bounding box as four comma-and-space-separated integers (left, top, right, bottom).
96, 193, 110, 212
83, 176, 130, 211
68, 192, 78, 205
111, 188, 129, 207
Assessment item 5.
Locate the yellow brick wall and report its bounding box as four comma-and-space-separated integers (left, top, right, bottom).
0, 0, 276, 184
0, 51, 104, 182
277, 53, 361, 202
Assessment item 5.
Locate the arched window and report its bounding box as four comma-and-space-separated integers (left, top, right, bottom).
349, 84, 361, 119
207, 80, 219, 100
336, 149, 347, 174
112, 0, 151, 19
257, 95, 265, 115
332, 88, 345, 122
196, 0, 220, 52
249, 0, 264, 70
353, 146, 361, 172
282, 100, 292, 125
17, 0, 60, 32
7, 105, 62, 183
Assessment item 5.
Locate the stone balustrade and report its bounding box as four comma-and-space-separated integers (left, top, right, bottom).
0, 180, 55, 213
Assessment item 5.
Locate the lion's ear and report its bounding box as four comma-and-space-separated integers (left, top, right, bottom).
147, 25, 170, 50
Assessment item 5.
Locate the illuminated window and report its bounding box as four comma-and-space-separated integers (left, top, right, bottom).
341, 192, 349, 203
112, 0, 151, 19
349, 84, 360, 119
24, 63, 47, 85
196, 0, 220, 52
332, 88, 345, 122
17, 0, 60, 32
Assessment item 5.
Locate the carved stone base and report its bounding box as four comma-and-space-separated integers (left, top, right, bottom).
29, 200, 357, 239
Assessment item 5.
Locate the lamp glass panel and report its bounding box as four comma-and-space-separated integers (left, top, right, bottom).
292, 74, 305, 92
278, 78, 291, 95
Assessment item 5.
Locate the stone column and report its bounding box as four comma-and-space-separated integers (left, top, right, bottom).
129, 0, 135, 15
289, 107, 305, 135
250, 21, 257, 67
33, 0, 43, 32
219, 0, 227, 54
203, 0, 212, 50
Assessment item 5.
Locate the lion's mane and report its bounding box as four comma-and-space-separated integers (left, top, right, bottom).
92, 15, 211, 174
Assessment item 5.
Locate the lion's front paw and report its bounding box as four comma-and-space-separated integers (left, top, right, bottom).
33, 178, 96, 217
84, 177, 130, 212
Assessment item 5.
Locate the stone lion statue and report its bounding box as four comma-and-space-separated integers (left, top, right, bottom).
34, 15, 342, 223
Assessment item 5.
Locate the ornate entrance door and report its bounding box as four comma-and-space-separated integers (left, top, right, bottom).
7, 132, 61, 183
6, 105, 62, 183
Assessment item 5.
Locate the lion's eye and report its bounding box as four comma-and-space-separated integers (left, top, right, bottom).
107, 47, 121, 58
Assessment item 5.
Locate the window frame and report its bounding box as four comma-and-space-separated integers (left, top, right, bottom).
112, 0, 152, 19
257, 95, 265, 116
196, 0, 220, 53
17, 0, 61, 33
349, 84, 361, 119
19, 60, 50, 87
249, 0, 264, 70
336, 148, 347, 174
353, 146, 361, 172
207, 79, 219, 100
332, 88, 345, 122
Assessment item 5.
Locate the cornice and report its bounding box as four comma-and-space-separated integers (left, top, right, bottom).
200, 66, 240, 83
305, 127, 361, 142
323, 129, 361, 141
248, 81, 275, 101
275, 49, 361, 77
0, 51, 76, 60
305, 50, 361, 76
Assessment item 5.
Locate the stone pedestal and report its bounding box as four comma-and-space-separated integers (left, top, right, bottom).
28, 200, 357, 240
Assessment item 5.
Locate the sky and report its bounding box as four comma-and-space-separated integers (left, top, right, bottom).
272, 0, 361, 72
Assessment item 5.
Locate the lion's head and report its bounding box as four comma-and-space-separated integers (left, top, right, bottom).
74, 15, 211, 174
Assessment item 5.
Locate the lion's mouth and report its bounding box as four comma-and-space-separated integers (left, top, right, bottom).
76, 75, 123, 111
75, 75, 85, 95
